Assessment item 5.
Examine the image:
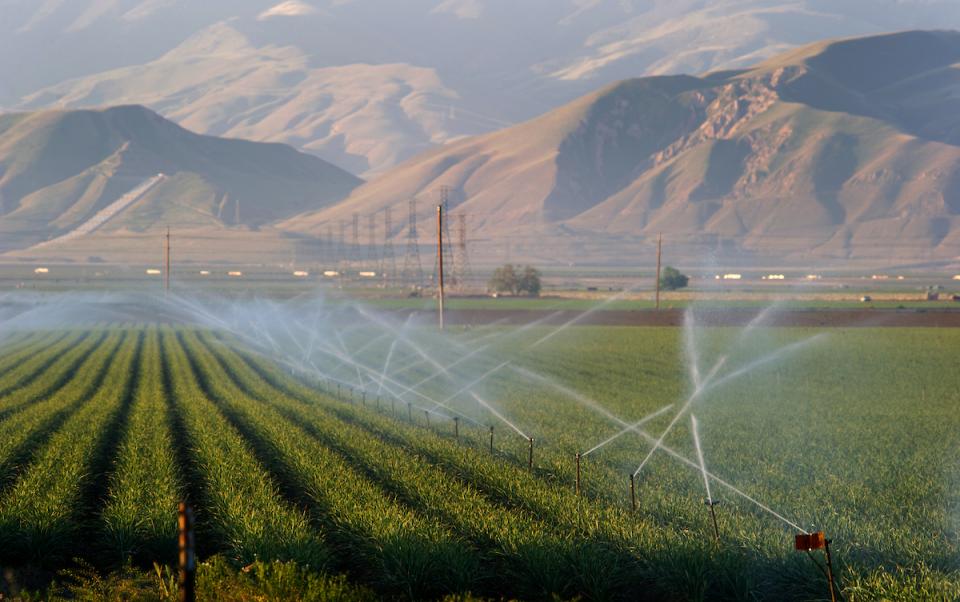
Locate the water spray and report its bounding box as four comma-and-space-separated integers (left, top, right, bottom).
796, 532, 840, 602
575, 452, 581, 496
691, 415, 720, 542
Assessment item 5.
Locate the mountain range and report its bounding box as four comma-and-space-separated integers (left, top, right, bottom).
0, 105, 359, 255
5, 1, 960, 177
3, 28, 960, 266
285, 30, 960, 265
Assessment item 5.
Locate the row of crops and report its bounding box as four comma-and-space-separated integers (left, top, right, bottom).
0, 325, 957, 600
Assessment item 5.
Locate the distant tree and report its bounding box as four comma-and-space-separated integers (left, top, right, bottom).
659, 266, 689, 291
489, 264, 541, 296
518, 265, 542, 297
489, 264, 519, 295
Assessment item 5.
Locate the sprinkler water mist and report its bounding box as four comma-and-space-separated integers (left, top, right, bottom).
796, 532, 840, 602
528, 437, 534, 470
629, 473, 637, 512
575, 452, 581, 496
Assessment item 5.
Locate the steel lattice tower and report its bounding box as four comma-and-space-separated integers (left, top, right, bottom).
400, 198, 424, 287
351, 213, 360, 266
365, 213, 379, 273
453, 213, 472, 291
381, 207, 397, 287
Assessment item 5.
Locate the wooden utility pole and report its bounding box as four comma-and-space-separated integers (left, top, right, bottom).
654, 232, 662, 310
437, 205, 446, 330
164, 226, 171, 293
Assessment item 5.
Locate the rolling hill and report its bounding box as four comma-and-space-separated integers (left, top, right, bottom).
0, 105, 361, 256
283, 30, 960, 265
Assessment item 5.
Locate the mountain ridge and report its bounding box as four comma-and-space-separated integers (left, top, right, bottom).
0, 104, 362, 253
283, 30, 960, 264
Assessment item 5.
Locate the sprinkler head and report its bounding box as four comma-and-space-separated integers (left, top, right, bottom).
704, 499, 720, 507
795, 531, 826, 551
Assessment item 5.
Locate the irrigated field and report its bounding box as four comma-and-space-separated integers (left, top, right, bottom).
0, 322, 958, 600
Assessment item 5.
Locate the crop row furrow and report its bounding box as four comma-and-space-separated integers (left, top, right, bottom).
0, 330, 66, 379
158, 327, 328, 569
0, 329, 99, 418
100, 325, 182, 564
179, 330, 482, 599
0, 328, 137, 564
0, 330, 116, 491
195, 333, 638, 600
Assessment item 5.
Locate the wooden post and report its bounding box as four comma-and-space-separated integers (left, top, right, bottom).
437, 205, 445, 331
178, 502, 196, 602
655, 232, 662, 310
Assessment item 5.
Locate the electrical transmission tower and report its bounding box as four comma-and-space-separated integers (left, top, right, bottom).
381, 207, 397, 287
365, 213, 379, 273
453, 213, 472, 291
338, 220, 347, 273
432, 186, 456, 288
351, 213, 360, 267
400, 198, 423, 288
325, 224, 335, 269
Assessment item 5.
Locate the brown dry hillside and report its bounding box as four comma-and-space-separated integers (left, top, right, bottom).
283, 30, 960, 265
0, 105, 361, 253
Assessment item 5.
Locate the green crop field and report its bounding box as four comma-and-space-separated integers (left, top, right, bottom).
0, 321, 958, 601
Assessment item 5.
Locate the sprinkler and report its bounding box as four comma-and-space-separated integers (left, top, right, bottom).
408, 402, 413, 422
528, 437, 534, 470
425, 410, 430, 427
453, 416, 460, 440
489, 426, 494, 454
575, 452, 581, 496
362, 391, 366, 407
337, 383, 341, 399
391, 397, 396, 415
796, 532, 840, 602
376, 395, 381, 411
629, 473, 637, 512
704, 499, 720, 541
